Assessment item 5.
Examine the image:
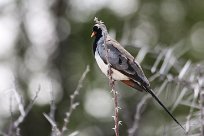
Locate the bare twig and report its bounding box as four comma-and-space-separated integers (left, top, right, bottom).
128, 79, 168, 136
43, 113, 61, 136
61, 65, 90, 134
5, 85, 40, 135
44, 66, 89, 136
8, 93, 14, 136
200, 91, 204, 136
100, 24, 120, 136
13, 85, 41, 128
171, 61, 192, 111
151, 51, 165, 73
128, 94, 151, 136
69, 131, 79, 136
94, 17, 121, 136
135, 47, 148, 64
111, 80, 120, 136
186, 69, 202, 134
197, 67, 204, 136
49, 83, 56, 120
8, 85, 41, 135
186, 93, 197, 134
49, 84, 57, 136
13, 87, 25, 121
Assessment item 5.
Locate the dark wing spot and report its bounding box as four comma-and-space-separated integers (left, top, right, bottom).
119, 58, 122, 65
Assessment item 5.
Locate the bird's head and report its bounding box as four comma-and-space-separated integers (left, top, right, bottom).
91, 17, 107, 38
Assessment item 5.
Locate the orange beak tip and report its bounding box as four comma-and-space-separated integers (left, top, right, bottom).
91, 32, 96, 37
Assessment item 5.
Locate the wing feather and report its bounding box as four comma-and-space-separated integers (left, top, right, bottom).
97, 36, 150, 87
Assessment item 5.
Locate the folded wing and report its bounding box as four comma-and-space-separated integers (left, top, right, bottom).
97, 37, 150, 88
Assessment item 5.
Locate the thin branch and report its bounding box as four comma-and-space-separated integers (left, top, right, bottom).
151, 50, 165, 73
111, 80, 120, 136
61, 65, 90, 134
49, 83, 56, 124
200, 91, 204, 136
8, 93, 14, 136
128, 80, 168, 136
198, 67, 204, 136
43, 113, 61, 136
103, 31, 120, 136
49, 83, 57, 136
6, 85, 40, 135
13, 87, 25, 120
13, 85, 41, 128
185, 94, 197, 134
128, 94, 151, 136
69, 131, 79, 136
135, 47, 148, 64
186, 69, 202, 134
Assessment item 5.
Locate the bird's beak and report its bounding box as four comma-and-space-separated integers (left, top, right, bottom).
91, 31, 97, 37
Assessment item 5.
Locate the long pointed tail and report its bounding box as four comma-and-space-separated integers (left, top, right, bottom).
145, 87, 185, 131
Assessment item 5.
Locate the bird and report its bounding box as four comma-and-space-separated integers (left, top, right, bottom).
91, 17, 185, 131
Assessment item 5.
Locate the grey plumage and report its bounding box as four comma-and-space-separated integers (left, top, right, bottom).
95, 26, 150, 88
91, 18, 185, 131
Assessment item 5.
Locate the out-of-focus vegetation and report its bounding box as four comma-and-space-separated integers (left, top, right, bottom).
0, 0, 204, 136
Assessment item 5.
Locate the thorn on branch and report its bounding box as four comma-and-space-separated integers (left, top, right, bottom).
118, 121, 122, 126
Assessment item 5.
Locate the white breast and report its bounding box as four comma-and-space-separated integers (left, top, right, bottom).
95, 51, 129, 81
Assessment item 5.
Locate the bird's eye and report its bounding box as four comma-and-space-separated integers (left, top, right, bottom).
93, 26, 98, 31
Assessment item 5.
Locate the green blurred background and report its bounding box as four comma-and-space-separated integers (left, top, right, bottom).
0, 0, 204, 136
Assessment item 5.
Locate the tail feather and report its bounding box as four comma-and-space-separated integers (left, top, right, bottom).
121, 80, 144, 92
122, 79, 185, 131
144, 87, 185, 131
